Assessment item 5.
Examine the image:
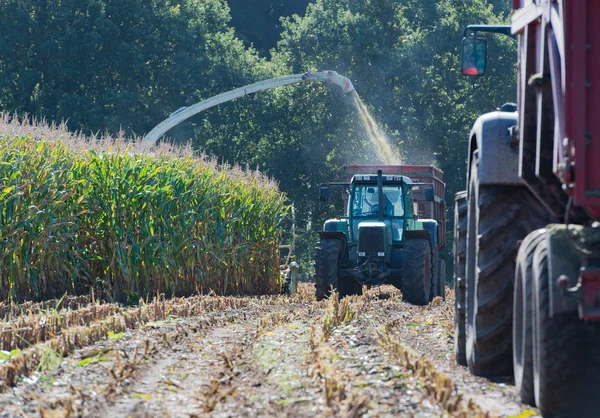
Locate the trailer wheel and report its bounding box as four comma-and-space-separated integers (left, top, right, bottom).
314, 239, 341, 301
465, 153, 547, 376
513, 229, 545, 406
431, 251, 438, 301
401, 238, 432, 305
454, 191, 468, 366
532, 238, 600, 416
437, 258, 446, 299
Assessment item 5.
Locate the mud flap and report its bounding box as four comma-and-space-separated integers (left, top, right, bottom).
545, 225, 600, 317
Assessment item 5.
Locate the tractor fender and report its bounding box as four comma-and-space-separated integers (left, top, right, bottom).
415, 219, 438, 251
467, 111, 522, 189
318, 231, 348, 245
545, 225, 600, 317
323, 219, 349, 235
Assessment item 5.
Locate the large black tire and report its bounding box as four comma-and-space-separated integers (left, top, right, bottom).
401, 238, 432, 305
314, 239, 341, 301
513, 229, 545, 406
465, 153, 547, 376
437, 258, 446, 299
431, 251, 438, 301
532, 238, 600, 417
454, 191, 468, 366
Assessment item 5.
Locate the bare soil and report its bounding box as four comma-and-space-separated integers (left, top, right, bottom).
0, 284, 539, 417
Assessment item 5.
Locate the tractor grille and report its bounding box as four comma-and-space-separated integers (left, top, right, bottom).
358, 227, 385, 254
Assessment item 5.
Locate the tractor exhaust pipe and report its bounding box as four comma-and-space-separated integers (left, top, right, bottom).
377, 169, 384, 221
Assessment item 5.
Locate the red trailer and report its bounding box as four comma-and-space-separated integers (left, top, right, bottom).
457, 2, 600, 416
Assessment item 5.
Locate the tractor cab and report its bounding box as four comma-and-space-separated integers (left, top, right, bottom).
347, 174, 411, 245
317, 169, 443, 304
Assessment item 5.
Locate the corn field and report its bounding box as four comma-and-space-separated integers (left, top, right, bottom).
0, 118, 287, 303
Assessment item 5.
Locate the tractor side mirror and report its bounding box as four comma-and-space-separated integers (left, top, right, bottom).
319, 186, 329, 201
461, 37, 487, 76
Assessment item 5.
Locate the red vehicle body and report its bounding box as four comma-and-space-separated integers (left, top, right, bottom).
512, 0, 600, 216
456, 2, 600, 416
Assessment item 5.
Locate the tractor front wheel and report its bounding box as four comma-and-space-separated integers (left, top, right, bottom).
401, 238, 432, 305
465, 152, 547, 376
314, 239, 341, 301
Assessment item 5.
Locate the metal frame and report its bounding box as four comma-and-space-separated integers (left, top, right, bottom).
513, 1, 600, 220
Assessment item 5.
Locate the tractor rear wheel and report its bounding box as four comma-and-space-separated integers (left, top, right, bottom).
513, 229, 545, 406
454, 191, 467, 366
465, 153, 547, 376
532, 237, 600, 416
314, 239, 341, 301
401, 238, 432, 305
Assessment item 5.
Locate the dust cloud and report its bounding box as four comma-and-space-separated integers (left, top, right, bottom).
352, 91, 401, 165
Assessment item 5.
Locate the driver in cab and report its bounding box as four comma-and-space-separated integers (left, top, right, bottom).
365, 189, 398, 217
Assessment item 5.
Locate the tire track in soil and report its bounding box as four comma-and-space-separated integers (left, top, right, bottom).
107, 305, 311, 418
0, 285, 539, 417
111, 323, 254, 417
98, 299, 446, 417
383, 295, 539, 417
206, 302, 445, 417
0, 309, 265, 418
209, 321, 320, 417
324, 313, 445, 417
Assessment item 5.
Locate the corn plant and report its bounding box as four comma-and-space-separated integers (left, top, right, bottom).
0, 134, 287, 302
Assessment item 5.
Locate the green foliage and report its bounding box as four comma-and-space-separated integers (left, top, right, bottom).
269, 0, 516, 267
0, 0, 268, 136
0, 134, 286, 302
77, 355, 108, 367
274, 0, 515, 194
107, 331, 124, 340
226, 0, 310, 56
0, 349, 20, 362
36, 348, 62, 372
0, 0, 517, 282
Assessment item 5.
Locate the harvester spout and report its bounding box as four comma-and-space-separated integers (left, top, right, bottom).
304, 70, 355, 94
330, 72, 355, 94
142, 70, 355, 149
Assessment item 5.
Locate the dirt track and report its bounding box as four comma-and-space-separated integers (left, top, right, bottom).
0, 284, 538, 417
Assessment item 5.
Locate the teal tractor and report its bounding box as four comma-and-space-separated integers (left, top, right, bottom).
315, 168, 446, 304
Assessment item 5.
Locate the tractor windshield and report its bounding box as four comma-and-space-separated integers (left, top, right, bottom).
351, 184, 404, 218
